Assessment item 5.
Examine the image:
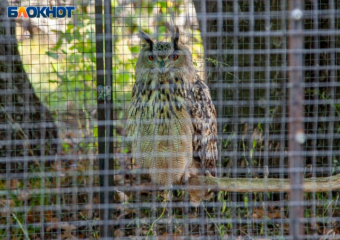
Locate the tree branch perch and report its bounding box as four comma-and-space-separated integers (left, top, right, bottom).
190, 173, 340, 193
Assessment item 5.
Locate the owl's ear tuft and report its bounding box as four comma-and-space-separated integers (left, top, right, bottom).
172, 26, 180, 50
139, 31, 154, 51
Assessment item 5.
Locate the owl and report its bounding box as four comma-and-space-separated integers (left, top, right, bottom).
125, 27, 218, 206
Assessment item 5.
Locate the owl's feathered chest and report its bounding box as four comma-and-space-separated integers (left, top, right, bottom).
129, 73, 191, 121
126, 72, 195, 185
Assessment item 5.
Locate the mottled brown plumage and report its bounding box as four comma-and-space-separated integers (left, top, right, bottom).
125, 27, 218, 206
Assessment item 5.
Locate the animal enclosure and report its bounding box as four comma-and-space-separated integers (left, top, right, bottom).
0, 0, 340, 239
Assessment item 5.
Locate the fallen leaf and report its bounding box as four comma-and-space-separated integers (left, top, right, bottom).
114, 190, 129, 202
46, 222, 77, 239
114, 229, 124, 237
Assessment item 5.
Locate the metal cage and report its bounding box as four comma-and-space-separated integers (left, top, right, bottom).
0, 0, 339, 239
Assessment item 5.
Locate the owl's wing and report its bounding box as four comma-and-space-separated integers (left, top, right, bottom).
189, 75, 218, 177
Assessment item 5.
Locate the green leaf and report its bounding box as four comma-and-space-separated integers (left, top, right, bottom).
244, 196, 248, 208
221, 201, 227, 214
253, 139, 257, 148
46, 51, 58, 60
93, 126, 98, 138
48, 80, 59, 83
74, 29, 82, 41
52, 37, 63, 51
65, 33, 73, 43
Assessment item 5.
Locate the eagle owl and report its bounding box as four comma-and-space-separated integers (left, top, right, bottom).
125, 27, 218, 206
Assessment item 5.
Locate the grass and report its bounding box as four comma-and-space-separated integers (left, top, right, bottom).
0, 200, 30, 240
146, 198, 168, 239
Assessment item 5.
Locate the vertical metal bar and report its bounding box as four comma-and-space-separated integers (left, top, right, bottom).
4, 8, 13, 240
183, 1, 190, 226
23, 35, 30, 240
288, 0, 305, 239
327, 0, 335, 229
39, 95, 46, 240
217, 0, 223, 178
279, 0, 288, 236
95, 0, 107, 237
200, 0, 207, 81
199, 1, 207, 236
264, 0, 270, 172
216, 0, 223, 237
56, 129, 62, 237
86, 1, 95, 228
311, 0, 320, 233
104, 0, 115, 237
247, 0, 254, 236
232, 0, 239, 236
263, 0, 271, 237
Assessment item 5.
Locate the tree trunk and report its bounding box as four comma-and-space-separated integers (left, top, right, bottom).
0, 0, 59, 171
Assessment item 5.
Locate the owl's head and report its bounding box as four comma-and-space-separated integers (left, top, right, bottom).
136, 27, 194, 75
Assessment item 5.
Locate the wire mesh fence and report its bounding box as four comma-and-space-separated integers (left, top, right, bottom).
0, 0, 339, 239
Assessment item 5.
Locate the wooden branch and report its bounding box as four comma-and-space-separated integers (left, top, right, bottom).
190, 173, 340, 193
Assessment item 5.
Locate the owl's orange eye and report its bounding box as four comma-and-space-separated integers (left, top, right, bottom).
148, 54, 156, 61
169, 53, 179, 61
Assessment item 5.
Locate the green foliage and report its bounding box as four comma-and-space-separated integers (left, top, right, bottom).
44, 8, 97, 115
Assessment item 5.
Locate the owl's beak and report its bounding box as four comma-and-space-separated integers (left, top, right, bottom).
159, 60, 165, 73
